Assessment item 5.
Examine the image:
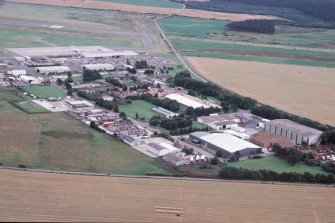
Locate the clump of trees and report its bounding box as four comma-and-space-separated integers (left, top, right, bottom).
144, 69, 155, 75
322, 162, 335, 175
218, 167, 335, 184
321, 130, 335, 144
78, 90, 115, 110
228, 19, 275, 34
169, 126, 210, 135
83, 69, 102, 82
185, 106, 221, 117
105, 77, 126, 89
272, 144, 314, 165
135, 60, 148, 69
150, 115, 192, 130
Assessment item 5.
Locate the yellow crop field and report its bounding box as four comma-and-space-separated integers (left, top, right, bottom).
0, 168, 335, 222
187, 57, 335, 126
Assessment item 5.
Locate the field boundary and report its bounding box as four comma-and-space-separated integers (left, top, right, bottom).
0, 166, 333, 188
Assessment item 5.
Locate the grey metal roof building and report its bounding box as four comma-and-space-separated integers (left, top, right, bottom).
264, 119, 323, 145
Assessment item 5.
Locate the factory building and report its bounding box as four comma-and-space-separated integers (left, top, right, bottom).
152, 107, 178, 118
189, 132, 260, 157
264, 119, 323, 145
35, 66, 70, 75
165, 93, 221, 110
18, 75, 42, 85
10, 70, 27, 76
81, 51, 137, 59
147, 142, 179, 157
82, 64, 115, 71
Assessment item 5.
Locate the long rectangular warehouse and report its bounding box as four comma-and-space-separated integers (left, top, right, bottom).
264, 119, 323, 145
35, 66, 70, 75
82, 64, 115, 71
165, 93, 221, 110
81, 51, 137, 58
189, 132, 260, 157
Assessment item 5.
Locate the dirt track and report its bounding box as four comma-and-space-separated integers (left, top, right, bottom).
0, 168, 335, 222
187, 57, 335, 126
6, 0, 278, 21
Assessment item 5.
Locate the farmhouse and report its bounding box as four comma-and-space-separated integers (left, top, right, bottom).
165, 93, 221, 110
82, 64, 115, 71
264, 119, 323, 145
190, 132, 260, 157
152, 107, 178, 118
35, 66, 70, 75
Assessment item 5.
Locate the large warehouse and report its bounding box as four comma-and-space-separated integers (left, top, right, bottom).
35, 66, 70, 75
81, 51, 137, 59
165, 93, 221, 110
264, 119, 323, 145
82, 64, 115, 71
189, 132, 260, 157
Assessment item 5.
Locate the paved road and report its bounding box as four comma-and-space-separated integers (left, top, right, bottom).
0, 17, 154, 50
154, 17, 207, 82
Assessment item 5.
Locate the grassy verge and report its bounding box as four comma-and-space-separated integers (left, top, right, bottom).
120, 100, 158, 121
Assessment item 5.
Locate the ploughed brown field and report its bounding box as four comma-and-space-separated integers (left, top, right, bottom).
187, 57, 335, 126
0, 168, 335, 222
6, 0, 278, 21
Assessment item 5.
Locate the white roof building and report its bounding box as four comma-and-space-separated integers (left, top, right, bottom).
190, 132, 260, 156
82, 64, 115, 71
35, 66, 70, 75
10, 70, 27, 76
165, 93, 221, 109
81, 51, 137, 58
18, 75, 41, 84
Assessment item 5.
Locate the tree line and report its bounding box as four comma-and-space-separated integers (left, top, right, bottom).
149, 115, 192, 130
77, 90, 118, 112
219, 167, 335, 184
83, 69, 102, 82
185, 106, 222, 117
272, 144, 315, 166
174, 70, 257, 110
227, 19, 275, 34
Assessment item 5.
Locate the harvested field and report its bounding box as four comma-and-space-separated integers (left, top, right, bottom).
7, 0, 278, 21
187, 57, 335, 126
0, 168, 335, 222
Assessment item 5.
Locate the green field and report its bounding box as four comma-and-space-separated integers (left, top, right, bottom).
0, 96, 176, 175
22, 86, 67, 98
228, 156, 327, 174
0, 88, 22, 101
100, 0, 182, 8
0, 26, 136, 48
120, 100, 158, 121
158, 16, 229, 37
10, 100, 49, 114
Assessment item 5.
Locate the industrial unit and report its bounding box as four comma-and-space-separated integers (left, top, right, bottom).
81, 51, 138, 59
147, 142, 179, 157
152, 107, 178, 118
264, 119, 323, 145
35, 66, 70, 75
189, 132, 260, 157
165, 93, 221, 110
82, 64, 115, 71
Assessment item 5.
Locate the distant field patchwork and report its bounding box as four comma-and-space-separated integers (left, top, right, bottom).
187, 57, 335, 126
99, 0, 182, 8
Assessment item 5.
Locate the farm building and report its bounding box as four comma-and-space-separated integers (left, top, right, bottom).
165, 93, 221, 110
163, 151, 190, 166
65, 99, 94, 109
152, 107, 178, 118
147, 142, 179, 157
189, 132, 260, 157
82, 64, 115, 71
264, 119, 322, 145
250, 131, 295, 148
18, 75, 41, 84
35, 66, 70, 75
81, 51, 137, 59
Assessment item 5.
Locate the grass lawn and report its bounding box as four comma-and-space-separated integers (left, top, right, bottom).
100, 0, 182, 8
228, 156, 327, 174
22, 86, 67, 98
0, 97, 176, 175
0, 87, 22, 101
120, 100, 158, 121
158, 16, 229, 37
11, 100, 49, 114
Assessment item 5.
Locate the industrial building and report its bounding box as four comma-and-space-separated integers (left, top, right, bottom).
250, 131, 294, 148
147, 142, 179, 157
189, 132, 260, 157
264, 119, 323, 145
10, 70, 27, 76
81, 51, 137, 59
35, 66, 70, 75
165, 93, 221, 110
65, 99, 94, 108
152, 107, 178, 118
18, 75, 42, 84
163, 151, 190, 166
82, 64, 115, 71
